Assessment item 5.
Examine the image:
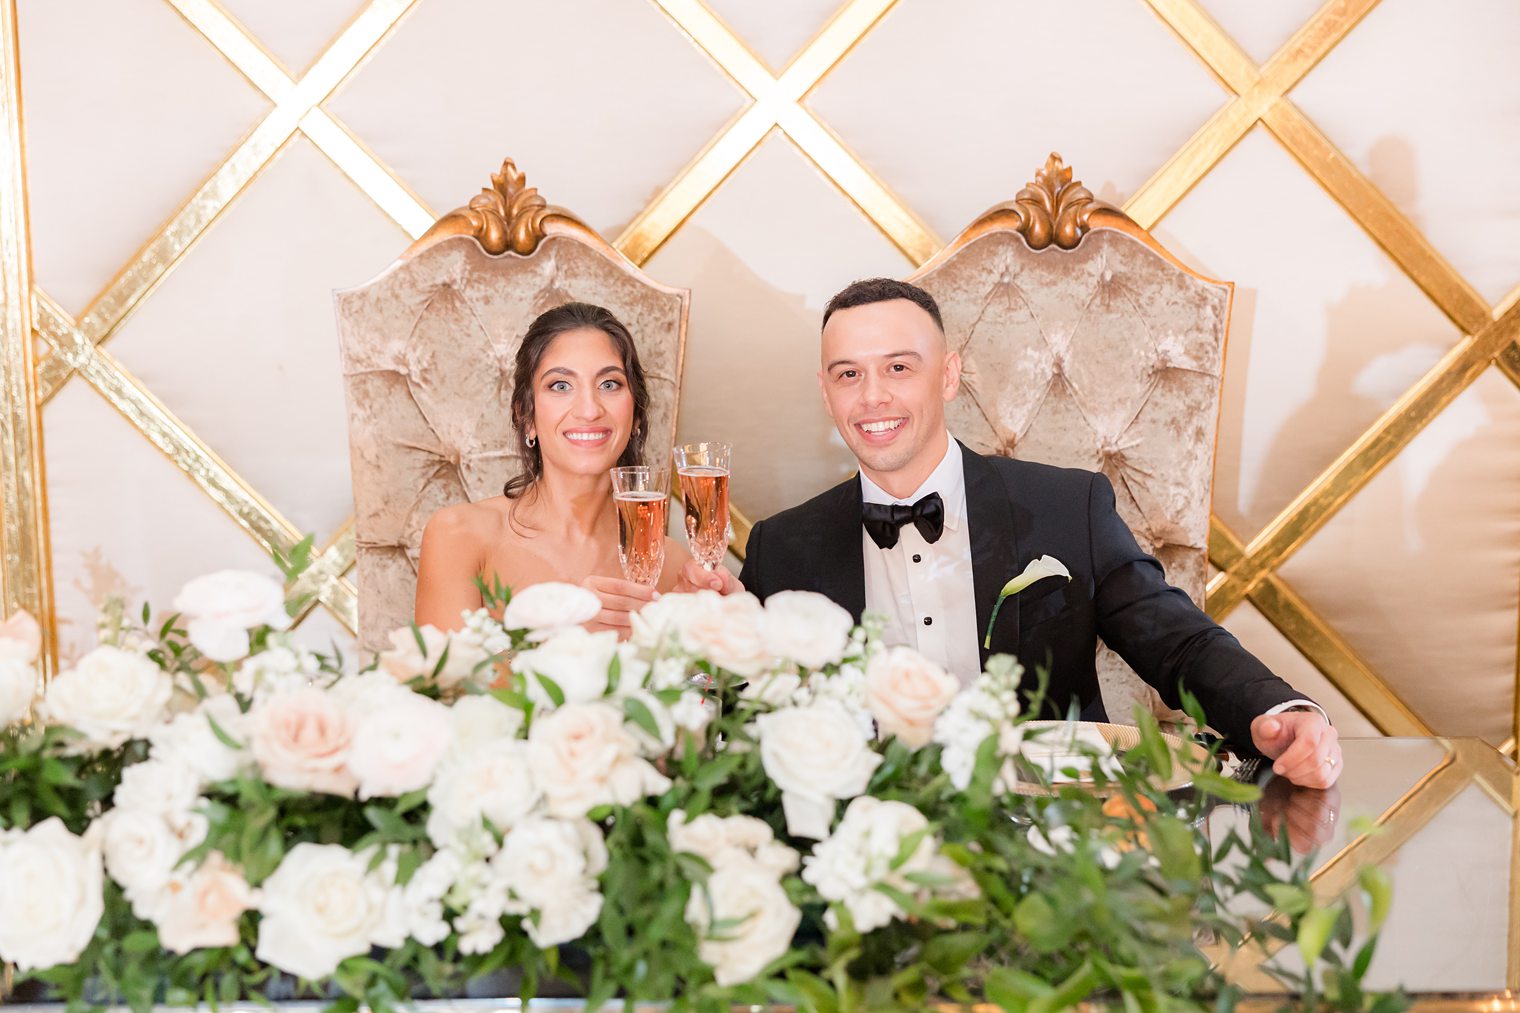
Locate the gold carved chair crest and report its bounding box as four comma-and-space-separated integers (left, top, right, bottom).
910, 155, 1232, 722
334, 161, 689, 650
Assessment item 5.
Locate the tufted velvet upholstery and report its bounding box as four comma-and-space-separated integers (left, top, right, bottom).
335, 231, 688, 651
912, 198, 1232, 722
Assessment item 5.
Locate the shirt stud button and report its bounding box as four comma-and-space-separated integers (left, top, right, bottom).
912, 553, 922, 563
923, 616, 933, 626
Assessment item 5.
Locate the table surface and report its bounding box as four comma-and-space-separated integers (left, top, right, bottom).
1207, 736, 1518, 1009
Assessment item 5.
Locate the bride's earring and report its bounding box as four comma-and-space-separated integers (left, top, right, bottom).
526, 435, 537, 448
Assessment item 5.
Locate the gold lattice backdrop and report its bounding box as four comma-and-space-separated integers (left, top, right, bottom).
0, 0, 1517, 764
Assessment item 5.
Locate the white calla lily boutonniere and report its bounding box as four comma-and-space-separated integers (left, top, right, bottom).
983, 555, 1072, 649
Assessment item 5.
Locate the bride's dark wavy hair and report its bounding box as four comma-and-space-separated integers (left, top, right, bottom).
502, 302, 651, 499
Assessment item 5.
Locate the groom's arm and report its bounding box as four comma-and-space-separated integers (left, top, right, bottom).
737, 520, 765, 599
1084, 473, 1311, 750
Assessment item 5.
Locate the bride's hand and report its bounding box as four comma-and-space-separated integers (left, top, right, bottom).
673, 559, 743, 595
580, 576, 660, 637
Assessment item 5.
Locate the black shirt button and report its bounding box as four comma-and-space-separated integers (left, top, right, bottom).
923, 616, 932, 626
912, 553, 922, 563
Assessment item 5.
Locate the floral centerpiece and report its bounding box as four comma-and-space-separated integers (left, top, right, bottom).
0, 544, 1402, 1012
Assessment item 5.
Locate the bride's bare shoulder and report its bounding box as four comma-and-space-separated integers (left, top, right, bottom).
421, 497, 514, 550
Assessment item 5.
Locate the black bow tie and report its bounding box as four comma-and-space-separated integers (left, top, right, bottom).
862, 492, 945, 550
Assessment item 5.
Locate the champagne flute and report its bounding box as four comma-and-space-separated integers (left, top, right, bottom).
610, 466, 668, 586
675, 442, 731, 571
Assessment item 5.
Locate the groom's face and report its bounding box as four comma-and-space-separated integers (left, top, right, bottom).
818, 299, 961, 485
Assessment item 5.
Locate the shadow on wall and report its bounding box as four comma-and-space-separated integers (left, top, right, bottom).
654, 226, 857, 522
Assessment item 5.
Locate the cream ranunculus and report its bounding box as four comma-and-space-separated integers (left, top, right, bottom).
677, 592, 771, 677
494, 816, 607, 947
249, 686, 357, 797
501, 582, 602, 640
153, 852, 255, 954
864, 645, 961, 749
685, 856, 801, 986
669, 810, 800, 879
148, 693, 252, 788
89, 806, 182, 915
0, 818, 105, 971
347, 691, 453, 799
761, 591, 854, 669
377, 625, 490, 691
42, 646, 174, 749
513, 626, 618, 708
426, 739, 541, 851
754, 700, 882, 839
255, 843, 393, 979
527, 702, 672, 819
173, 570, 291, 663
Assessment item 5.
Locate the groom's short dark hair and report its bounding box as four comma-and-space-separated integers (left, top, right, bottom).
822, 278, 944, 333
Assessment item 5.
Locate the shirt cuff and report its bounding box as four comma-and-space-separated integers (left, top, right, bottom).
1264, 699, 1330, 725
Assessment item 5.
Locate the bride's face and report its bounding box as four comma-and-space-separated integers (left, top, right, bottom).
529, 327, 635, 479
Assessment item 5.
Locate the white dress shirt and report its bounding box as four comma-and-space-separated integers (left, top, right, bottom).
860, 435, 1326, 724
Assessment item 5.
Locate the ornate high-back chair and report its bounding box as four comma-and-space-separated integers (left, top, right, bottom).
335, 161, 689, 650
910, 155, 1232, 722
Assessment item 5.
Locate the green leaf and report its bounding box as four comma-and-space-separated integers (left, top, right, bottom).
1149, 814, 1202, 882
606, 652, 622, 694
889, 824, 933, 871
535, 673, 566, 709
1193, 767, 1262, 804
622, 695, 660, 741
1014, 892, 1071, 953
1359, 865, 1392, 930
1297, 905, 1340, 966
922, 931, 987, 974
1264, 883, 1312, 917
987, 966, 1054, 1009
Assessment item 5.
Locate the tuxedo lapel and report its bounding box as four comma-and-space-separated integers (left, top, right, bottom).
813, 475, 866, 622
962, 444, 1021, 667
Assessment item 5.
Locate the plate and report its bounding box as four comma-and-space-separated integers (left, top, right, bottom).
1007, 720, 1207, 797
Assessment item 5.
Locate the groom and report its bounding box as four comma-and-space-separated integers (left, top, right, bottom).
686, 278, 1341, 789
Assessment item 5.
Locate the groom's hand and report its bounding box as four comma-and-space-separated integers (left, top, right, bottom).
1250, 711, 1342, 789
673, 559, 743, 596
580, 576, 659, 638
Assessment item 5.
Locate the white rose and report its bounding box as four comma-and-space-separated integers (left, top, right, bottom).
255, 843, 392, 979
448, 694, 524, 760
630, 593, 708, 650
501, 582, 601, 640
90, 807, 182, 909
114, 757, 202, 819
249, 686, 356, 796
174, 570, 290, 663
377, 625, 489, 690
527, 702, 671, 818
0, 658, 38, 727
348, 691, 453, 799
512, 627, 618, 707
761, 591, 854, 669
864, 646, 960, 749
754, 700, 882, 839
149, 693, 251, 787
686, 857, 801, 986
677, 592, 771, 676
154, 852, 255, 954
427, 740, 541, 851
494, 817, 607, 946
43, 646, 174, 749
0, 818, 104, 971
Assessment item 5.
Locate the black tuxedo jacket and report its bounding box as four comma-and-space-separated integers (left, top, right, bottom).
737, 443, 1308, 750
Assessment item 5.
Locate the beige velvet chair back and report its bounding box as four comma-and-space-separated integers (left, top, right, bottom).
910, 155, 1232, 722
335, 161, 689, 650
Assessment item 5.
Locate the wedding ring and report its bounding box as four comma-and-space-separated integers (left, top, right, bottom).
1322, 755, 1336, 769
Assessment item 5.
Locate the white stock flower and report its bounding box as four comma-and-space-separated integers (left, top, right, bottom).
447, 694, 524, 759
0, 818, 104, 971
1027, 824, 1121, 871
154, 852, 255, 954
754, 700, 882, 839
513, 627, 619, 707
233, 641, 320, 700
249, 686, 357, 797
348, 690, 453, 799
739, 670, 802, 709
494, 816, 607, 948
668, 810, 799, 879
864, 646, 960, 749
761, 591, 853, 669
668, 691, 715, 736
0, 610, 40, 726
933, 657, 1026, 793
501, 582, 601, 640
173, 570, 290, 663
427, 739, 541, 851
686, 857, 801, 986
393, 848, 460, 947
802, 796, 973, 933
149, 693, 252, 787
43, 645, 174, 749
255, 843, 394, 979
377, 624, 490, 690
527, 702, 672, 818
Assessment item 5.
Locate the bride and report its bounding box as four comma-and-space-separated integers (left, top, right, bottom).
414, 301, 695, 635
